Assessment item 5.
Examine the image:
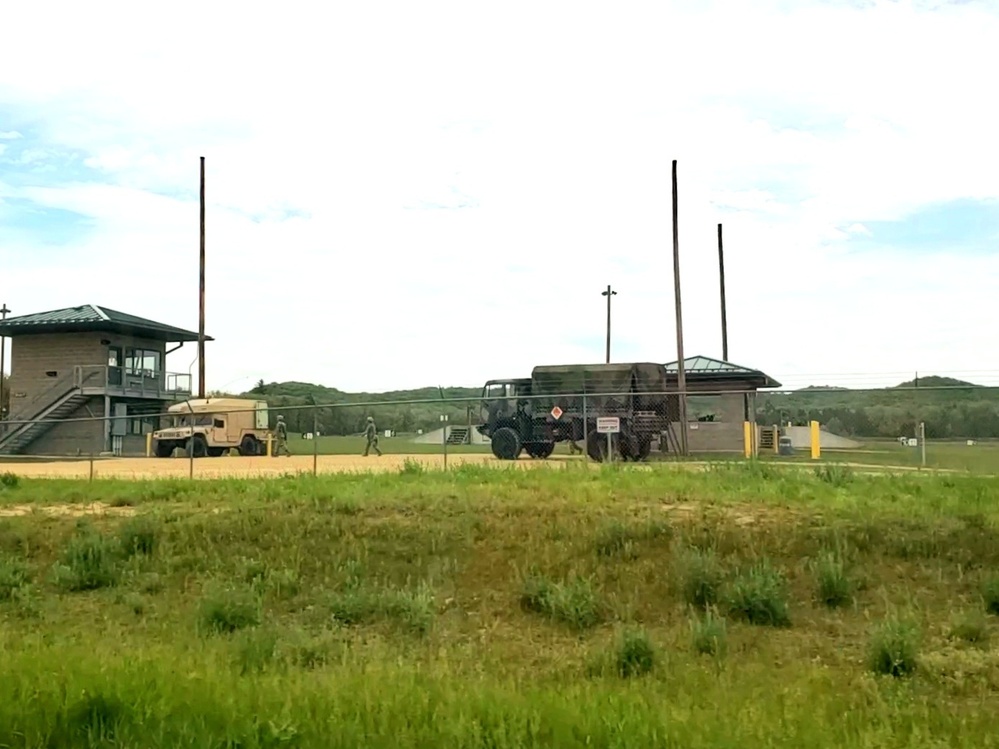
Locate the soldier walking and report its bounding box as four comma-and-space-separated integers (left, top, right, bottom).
363, 416, 382, 457
273, 414, 291, 457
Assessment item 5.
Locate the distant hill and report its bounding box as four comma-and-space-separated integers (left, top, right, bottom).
220, 375, 999, 441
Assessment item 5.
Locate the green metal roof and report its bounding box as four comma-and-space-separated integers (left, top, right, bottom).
664, 355, 782, 388
0, 304, 211, 343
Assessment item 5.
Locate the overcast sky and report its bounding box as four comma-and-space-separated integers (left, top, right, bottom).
2, 0, 997, 393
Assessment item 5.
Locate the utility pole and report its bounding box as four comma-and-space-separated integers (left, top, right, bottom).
717, 223, 729, 362
198, 156, 206, 399
0, 303, 9, 421
601, 285, 617, 363
671, 160, 689, 456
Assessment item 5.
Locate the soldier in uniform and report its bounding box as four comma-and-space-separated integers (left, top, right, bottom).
273, 414, 291, 457
363, 416, 382, 457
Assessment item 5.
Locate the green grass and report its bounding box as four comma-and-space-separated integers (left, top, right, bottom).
1, 463, 999, 745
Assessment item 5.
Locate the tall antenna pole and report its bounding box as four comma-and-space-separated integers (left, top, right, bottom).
718, 223, 729, 361
198, 156, 206, 399
601, 285, 617, 363
671, 160, 689, 456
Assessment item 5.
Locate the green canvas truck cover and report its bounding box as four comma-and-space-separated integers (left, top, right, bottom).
530, 363, 670, 414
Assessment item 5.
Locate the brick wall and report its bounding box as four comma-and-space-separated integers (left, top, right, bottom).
28, 397, 105, 456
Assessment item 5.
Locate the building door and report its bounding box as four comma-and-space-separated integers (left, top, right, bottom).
108, 346, 122, 386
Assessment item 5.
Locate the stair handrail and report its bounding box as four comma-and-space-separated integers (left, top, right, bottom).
1, 369, 79, 431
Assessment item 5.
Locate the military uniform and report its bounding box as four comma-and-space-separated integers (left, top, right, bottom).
363, 417, 382, 456
274, 416, 291, 457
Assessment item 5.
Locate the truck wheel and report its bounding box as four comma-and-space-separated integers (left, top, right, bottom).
155, 441, 173, 458
491, 427, 522, 460
208, 447, 226, 457
239, 436, 259, 456
587, 431, 616, 462
524, 442, 555, 459
187, 435, 208, 458
636, 436, 653, 461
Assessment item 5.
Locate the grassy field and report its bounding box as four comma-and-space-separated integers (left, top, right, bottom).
2, 463, 999, 746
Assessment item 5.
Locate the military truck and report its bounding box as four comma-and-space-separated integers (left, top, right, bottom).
476, 362, 677, 462
152, 397, 270, 458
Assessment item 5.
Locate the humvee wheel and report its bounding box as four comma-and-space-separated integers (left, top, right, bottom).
208, 447, 226, 457
155, 441, 174, 458
524, 441, 555, 459
239, 435, 260, 456
187, 434, 208, 458
491, 427, 522, 460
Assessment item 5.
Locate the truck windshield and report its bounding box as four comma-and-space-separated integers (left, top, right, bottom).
176, 415, 214, 427
484, 383, 515, 399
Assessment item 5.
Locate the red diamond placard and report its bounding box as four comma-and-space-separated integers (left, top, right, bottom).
550, 406, 563, 420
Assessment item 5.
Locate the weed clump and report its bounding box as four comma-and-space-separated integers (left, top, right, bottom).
118, 515, 159, 557
520, 572, 602, 631
327, 582, 436, 636
678, 547, 724, 609
983, 575, 999, 616
594, 519, 669, 558
949, 611, 990, 646
814, 464, 854, 487
199, 584, 261, 635
868, 617, 919, 678
726, 561, 791, 627
0, 556, 30, 601
813, 550, 853, 608
0, 472, 18, 490
690, 608, 728, 657
614, 628, 656, 678
53, 530, 121, 592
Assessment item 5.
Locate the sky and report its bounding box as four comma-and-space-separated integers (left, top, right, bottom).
1, 0, 998, 394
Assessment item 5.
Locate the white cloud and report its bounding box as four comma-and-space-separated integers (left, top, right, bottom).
0, 0, 997, 393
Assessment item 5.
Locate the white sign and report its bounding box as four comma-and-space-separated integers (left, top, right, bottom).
596, 416, 620, 434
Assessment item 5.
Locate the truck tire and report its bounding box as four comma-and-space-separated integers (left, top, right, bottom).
587, 431, 616, 462
155, 441, 174, 458
208, 447, 226, 457
524, 441, 555, 459
187, 435, 208, 458
491, 427, 522, 460
239, 435, 260, 456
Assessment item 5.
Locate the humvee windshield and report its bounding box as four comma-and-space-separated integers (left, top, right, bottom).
173, 414, 214, 427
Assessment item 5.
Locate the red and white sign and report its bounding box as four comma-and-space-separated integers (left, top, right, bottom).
550, 406, 563, 420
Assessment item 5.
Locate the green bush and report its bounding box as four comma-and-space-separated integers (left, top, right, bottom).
0, 472, 18, 490
868, 617, 919, 678
118, 515, 159, 557
53, 531, 121, 592
198, 585, 261, 635
520, 572, 602, 631
726, 561, 791, 627
0, 556, 30, 601
690, 608, 728, 657
813, 551, 853, 608
678, 547, 724, 609
614, 628, 656, 678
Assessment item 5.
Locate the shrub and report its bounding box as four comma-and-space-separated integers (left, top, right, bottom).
520, 572, 602, 631
983, 575, 999, 616
327, 583, 436, 636
0, 472, 18, 490
868, 617, 919, 678
614, 628, 656, 678
949, 611, 990, 646
814, 464, 854, 487
678, 547, 724, 609
726, 561, 791, 627
53, 531, 121, 592
0, 556, 30, 601
199, 584, 261, 635
118, 515, 159, 557
690, 608, 728, 657
813, 550, 853, 608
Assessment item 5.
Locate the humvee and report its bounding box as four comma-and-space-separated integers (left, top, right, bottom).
476, 362, 676, 462
152, 397, 270, 457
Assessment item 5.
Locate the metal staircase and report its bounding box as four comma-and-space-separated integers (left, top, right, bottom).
446, 426, 470, 445
0, 374, 87, 455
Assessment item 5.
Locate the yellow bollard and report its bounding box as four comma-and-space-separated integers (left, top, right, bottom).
810, 420, 821, 460
743, 421, 752, 459
145, 433, 152, 457
266, 435, 273, 457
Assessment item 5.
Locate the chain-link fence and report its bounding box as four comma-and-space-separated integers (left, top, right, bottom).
1, 375, 997, 479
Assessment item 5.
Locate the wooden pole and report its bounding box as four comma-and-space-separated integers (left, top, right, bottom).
198, 156, 206, 399
717, 223, 729, 362
0, 303, 9, 422
671, 160, 689, 456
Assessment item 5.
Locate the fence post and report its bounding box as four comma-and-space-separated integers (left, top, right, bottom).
89, 451, 94, 482
313, 407, 319, 477
187, 400, 195, 479
919, 421, 926, 468
581, 376, 589, 461
441, 413, 449, 471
